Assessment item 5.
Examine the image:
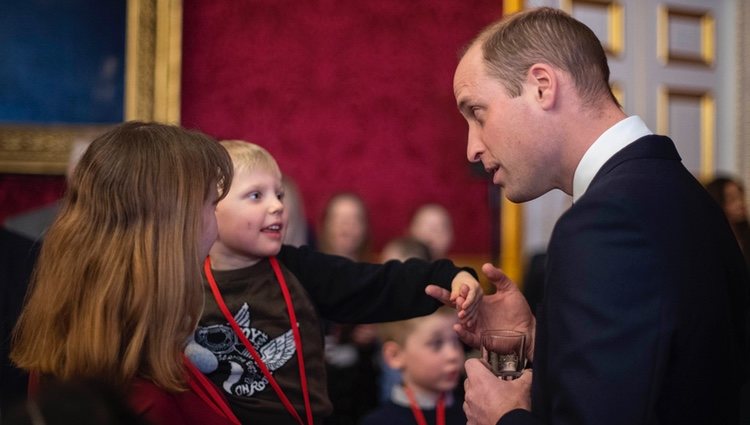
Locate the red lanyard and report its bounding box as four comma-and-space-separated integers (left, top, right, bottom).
184, 355, 242, 425
204, 256, 313, 425
403, 386, 446, 425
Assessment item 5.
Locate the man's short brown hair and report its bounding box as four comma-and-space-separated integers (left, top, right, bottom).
473, 7, 618, 108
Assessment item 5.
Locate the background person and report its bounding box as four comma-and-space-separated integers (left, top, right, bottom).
705, 175, 750, 268
316, 192, 379, 424
408, 203, 454, 260
377, 236, 433, 404
318, 192, 370, 261
360, 307, 466, 425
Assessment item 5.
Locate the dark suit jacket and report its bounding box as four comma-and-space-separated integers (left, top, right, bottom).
501, 135, 749, 425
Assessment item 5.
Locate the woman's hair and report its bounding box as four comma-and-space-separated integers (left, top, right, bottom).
705, 176, 743, 209
473, 7, 618, 108
11, 121, 233, 392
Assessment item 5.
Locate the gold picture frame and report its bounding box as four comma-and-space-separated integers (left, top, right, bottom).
0, 0, 182, 175
657, 5, 715, 67
657, 86, 715, 178
560, 0, 624, 57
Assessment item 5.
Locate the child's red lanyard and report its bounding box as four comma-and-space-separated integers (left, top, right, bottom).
184, 355, 242, 425
204, 256, 313, 425
403, 386, 446, 425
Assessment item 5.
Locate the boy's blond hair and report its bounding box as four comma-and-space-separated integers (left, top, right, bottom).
379, 307, 455, 346
220, 140, 281, 177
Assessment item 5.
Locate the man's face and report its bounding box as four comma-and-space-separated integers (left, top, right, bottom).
453, 45, 556, 203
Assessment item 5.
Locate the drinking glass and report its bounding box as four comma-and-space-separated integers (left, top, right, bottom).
480, 330, 526, 380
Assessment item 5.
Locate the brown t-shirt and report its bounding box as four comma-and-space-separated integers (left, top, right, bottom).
193, 245, 468, 424
196, 259, 330, 424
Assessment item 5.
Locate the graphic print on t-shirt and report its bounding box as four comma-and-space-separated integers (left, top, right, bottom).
194, 302, 296, 397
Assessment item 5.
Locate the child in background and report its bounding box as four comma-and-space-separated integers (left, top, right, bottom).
317, 192, 377, 424
381, 236, 433, 263
318, 192, 371, 260
360, 307, 467, 425
191, 140, 482, 424
408, 203, 454, 260
11, 122, 240, 425
377, 236, 434, 404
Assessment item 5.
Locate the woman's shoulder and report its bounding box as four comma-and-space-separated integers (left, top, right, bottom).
128, 377, 237, 425
128, 378, 184, 424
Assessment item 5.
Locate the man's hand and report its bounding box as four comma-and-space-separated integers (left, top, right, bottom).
464, 358, 532, 425
454, 264, 536, 361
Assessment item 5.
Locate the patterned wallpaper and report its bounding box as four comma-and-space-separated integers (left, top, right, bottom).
180, 0, 502, 255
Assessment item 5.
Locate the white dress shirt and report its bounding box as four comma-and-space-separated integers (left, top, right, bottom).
572, 116, 653, 202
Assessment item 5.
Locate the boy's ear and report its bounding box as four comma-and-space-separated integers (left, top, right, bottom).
382, 341, 406, 370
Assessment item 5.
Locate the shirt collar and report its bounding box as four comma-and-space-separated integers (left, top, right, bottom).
572, 115, 652, 202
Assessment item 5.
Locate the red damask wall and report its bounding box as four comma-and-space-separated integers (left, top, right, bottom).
0, 175, 65, 221
181, 0, 501, 255
0, 1, 502, 257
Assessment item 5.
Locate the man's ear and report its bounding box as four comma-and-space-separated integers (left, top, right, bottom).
382, 341, 406, 370
527, 63, 557, 110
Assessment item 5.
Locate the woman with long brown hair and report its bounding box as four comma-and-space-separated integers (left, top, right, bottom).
11, 121, 239, 425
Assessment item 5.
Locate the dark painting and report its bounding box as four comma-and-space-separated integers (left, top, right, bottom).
0, 0, 126, 124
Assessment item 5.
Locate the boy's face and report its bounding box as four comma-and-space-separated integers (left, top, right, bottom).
212, 168, 286, 265
396, 314, 464, 396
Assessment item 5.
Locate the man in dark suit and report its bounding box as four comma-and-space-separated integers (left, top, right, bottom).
450, 7, 749, 425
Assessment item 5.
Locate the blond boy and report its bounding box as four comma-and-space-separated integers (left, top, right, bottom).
188, 140, 482, 424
